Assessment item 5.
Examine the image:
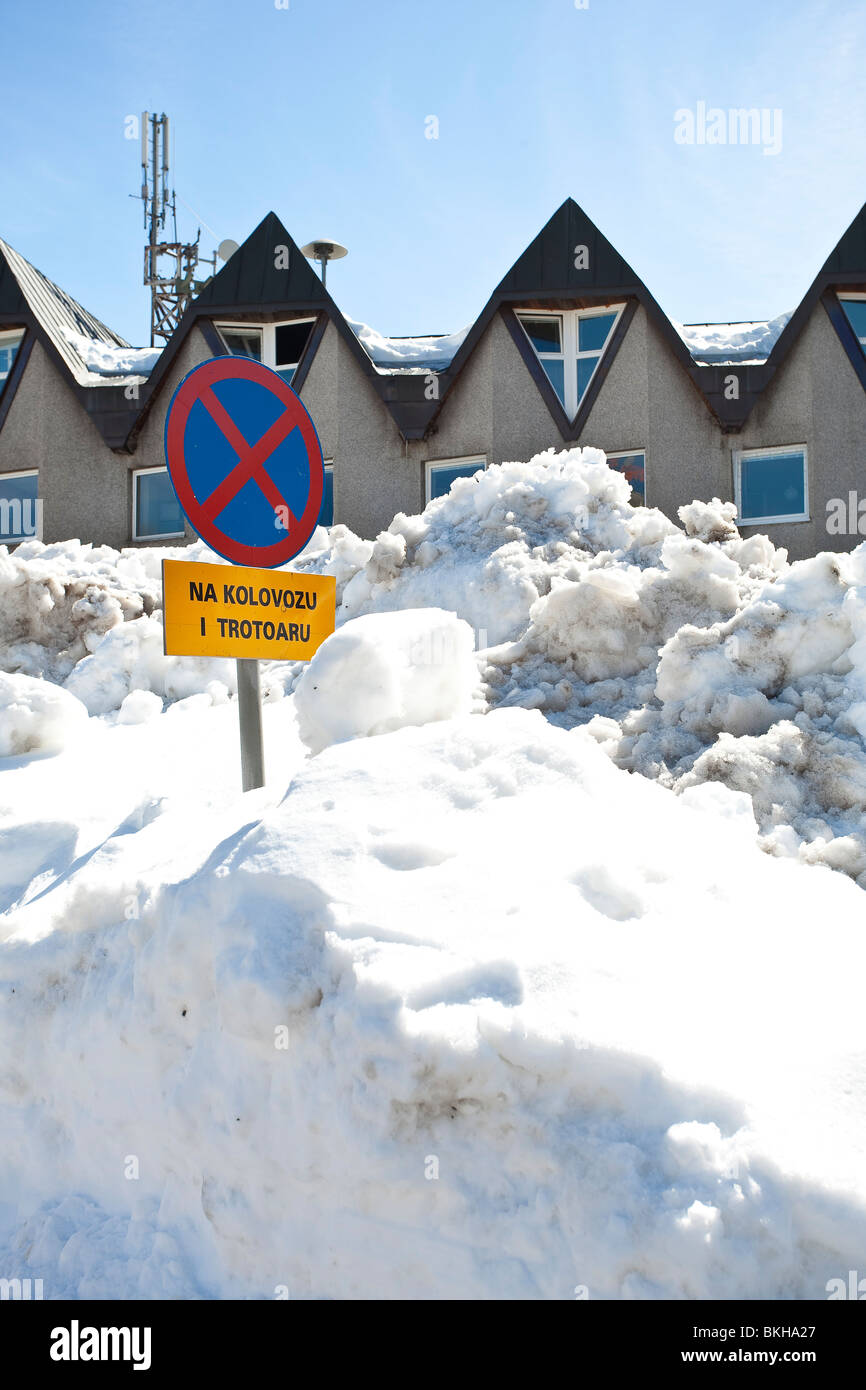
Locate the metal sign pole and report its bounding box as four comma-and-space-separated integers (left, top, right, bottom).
236, 658, 265, 791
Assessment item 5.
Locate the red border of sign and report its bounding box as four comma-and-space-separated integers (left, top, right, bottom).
164, 356, 325, 567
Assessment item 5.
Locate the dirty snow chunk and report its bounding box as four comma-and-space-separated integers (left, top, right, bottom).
678, 497, 740, 544
295, 608, 478, 753
0, 673, 88, 756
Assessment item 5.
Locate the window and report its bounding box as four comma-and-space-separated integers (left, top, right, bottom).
0, 471, 38, 544
219, 327, 262, 360
320, 464, 334, 527
133, 468, 185, 541
0, 329, 24, 395
425, 456, 486, 503
607, 450, 646, 505
839, 294, 866, 354
217, 320, 316, 385
733, 447, 809, 525
516, 306, 624, 418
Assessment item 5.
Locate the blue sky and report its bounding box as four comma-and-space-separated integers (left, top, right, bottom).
2, 0, 865, 345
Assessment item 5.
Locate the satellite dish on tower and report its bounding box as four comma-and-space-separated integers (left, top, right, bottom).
218, 238, 240, 262
300, 238, 348, 288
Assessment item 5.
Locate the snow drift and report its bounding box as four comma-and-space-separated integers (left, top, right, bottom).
2, 708, 866, 1299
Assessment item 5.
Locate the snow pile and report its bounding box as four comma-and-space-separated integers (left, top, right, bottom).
294, 608, 479, 754
0, 538, 244, 714
298, 447, 683, 648
5, 446, 866, 883
674, 313, 791, 365
60, 329, 161, 380
347, 317, 469, 371
0, 538, 161, 683
1, 708, 866, 1299
0, 672, 88, 756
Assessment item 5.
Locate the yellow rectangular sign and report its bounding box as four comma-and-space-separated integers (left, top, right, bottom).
162, 559, 336, 661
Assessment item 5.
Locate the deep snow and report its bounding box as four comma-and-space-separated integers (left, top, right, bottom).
1, 447, 865, 1299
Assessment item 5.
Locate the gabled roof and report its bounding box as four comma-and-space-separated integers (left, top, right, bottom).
422, 198, 726, 437
751, 200, 866, 408
0, 237, 139, 387
192, 212, 331, 311
129, 197, 866, 448
6, 197, 866, 459
128, 212, 391, 443
0, 236, 147, 448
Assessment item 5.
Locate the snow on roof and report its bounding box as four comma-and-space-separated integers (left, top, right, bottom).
675, 313, 791, 365
59, 329, 161, 384
348, 308, 792, 374
0, 237, 147, 388
347, 317, 469, 372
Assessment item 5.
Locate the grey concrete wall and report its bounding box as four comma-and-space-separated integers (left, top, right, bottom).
423, 304, 724, 526
0, 339, 129, 548
731, 301, 866, 560
324, 333, 420, 538
608, 304, 733, 517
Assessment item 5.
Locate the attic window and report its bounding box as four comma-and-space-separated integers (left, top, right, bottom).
839, 295, 866, 354
0, 329, 24, 394
217, 319, 316, 385
219, 328, 262, 360
516, 307, 624, 417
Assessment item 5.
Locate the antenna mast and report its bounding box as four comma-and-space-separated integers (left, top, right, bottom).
138, 113, 216, 345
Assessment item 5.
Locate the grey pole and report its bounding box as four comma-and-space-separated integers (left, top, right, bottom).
236, 658, 265, 791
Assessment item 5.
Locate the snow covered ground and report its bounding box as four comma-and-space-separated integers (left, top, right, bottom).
1, 448, 865, 1299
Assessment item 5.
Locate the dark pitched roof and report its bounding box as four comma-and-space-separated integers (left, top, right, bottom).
0, 237, 145, 447
750, 201, 866, 410
6, 196, 866, 457
129, 197, 866, 448
422, 198, 731, 438
493, 197, 642, 297
192, 212, 331, 311
0, 237, 134, 385
128, 212, 390, 444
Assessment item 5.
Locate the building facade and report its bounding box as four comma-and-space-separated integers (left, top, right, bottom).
1, 198, 865, 560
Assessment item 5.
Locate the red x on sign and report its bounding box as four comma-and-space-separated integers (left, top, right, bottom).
164, 356, 325, 567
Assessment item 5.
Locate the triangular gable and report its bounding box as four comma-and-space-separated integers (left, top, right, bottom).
749, 200, 866, 413
494, 197, 643, 299
130, 211, 389, 446
192, 212, 331, 312
820, 200, 866, 280
425, 198, 714, 438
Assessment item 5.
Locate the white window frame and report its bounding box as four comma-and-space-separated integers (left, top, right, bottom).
733, 444, 810, 526
838, 291, 866, 347
0, 327, 24, 383
516, 305, 625, 417
0, 468, 39, 542
216, 319, 317, 379
606, 448, 647, 503
132, 466, 185, 542
425, 454, 487, 504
